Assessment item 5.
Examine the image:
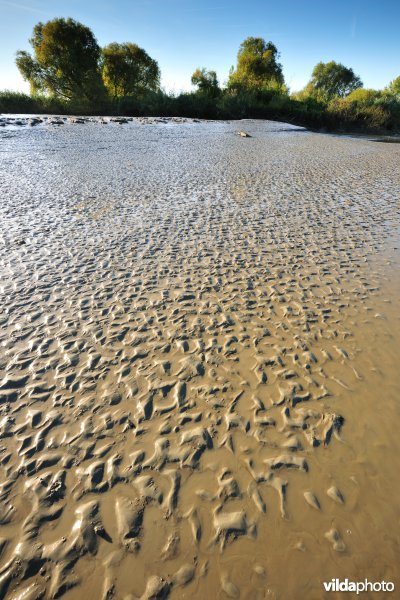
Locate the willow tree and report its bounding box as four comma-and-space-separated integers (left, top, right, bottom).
307, 61, 362, 101
16, 18, 104, 101
191, 68, 221, 97
228, 37, 285, 92
386, 75, 400, 97
101, 43, 160, 97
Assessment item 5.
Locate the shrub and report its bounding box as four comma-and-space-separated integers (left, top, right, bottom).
0, 91, 40, 113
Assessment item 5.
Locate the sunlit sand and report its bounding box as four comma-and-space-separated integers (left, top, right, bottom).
0, 118, 399, 599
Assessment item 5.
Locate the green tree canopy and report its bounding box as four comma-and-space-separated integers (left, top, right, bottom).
101, 43, 160, 97
386, 75, 400, 96
228, 37, 284, 91
191, 68, 220, 97
346, 88, 381, 104
308, 61, 362, 101
16, 18, 104, 101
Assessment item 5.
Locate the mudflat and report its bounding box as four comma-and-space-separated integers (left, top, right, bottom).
0, 118, 399, 599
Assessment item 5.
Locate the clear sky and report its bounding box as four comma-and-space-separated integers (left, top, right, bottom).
1, 0, 399, 94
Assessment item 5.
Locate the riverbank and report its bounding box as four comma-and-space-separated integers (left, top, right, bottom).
1, 89, 399, 134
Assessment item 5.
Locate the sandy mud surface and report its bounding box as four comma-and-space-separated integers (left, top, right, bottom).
0, 118, 399, 599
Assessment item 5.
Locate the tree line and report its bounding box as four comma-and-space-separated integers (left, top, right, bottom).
2, 17, 399, 132
15, 18, 160, 101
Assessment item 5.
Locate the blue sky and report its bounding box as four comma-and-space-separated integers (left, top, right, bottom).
1, 0, 399, 93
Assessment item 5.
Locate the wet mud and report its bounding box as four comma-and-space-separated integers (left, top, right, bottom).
0, 118, 399, 599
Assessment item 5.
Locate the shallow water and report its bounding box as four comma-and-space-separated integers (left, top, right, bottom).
0, 118, 399, 599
